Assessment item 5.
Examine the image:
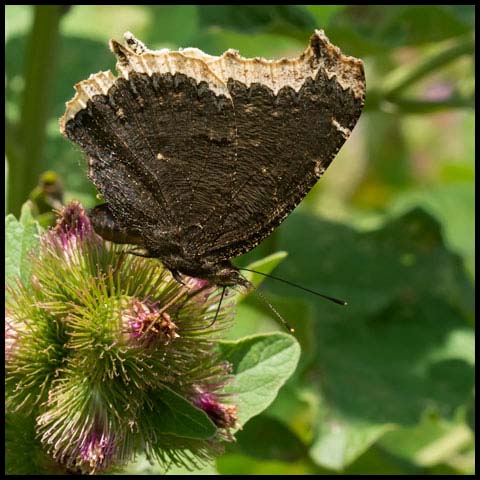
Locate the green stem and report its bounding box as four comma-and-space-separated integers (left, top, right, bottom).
6, 5, 64, 216
364, 94, 474, 114
388, 95, 474, 114
381, 35, 475, 99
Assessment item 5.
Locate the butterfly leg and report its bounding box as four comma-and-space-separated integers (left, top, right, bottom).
170, 269, 186, 286
181, 286, 227, 332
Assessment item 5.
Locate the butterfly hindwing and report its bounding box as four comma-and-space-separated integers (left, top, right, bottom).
61, 30, 365, 279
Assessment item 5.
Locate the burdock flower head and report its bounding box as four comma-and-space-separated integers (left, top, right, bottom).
6, 201, 238, 474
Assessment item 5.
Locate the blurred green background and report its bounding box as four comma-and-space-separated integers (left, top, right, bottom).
5, 5, 474, 475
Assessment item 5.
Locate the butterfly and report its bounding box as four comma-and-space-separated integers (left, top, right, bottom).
60, 30, 365, 290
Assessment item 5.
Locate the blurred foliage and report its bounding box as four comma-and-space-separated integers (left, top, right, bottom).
5, 5, 474, 475
5, 201, 41, 297
28, 170, 64, 227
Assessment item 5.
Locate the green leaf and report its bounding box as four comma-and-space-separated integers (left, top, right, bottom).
240, 250, 288, 289
151, 385, 217, 440
263, 295, 315, 373
265, 382, 320, 445
198, 5, 316, 40
308, 298, 474, 471
304, 5, 346, 26
122, 453, 218, 475
379, 413, 474, 468
5, 201, 42, 293
224, 301, 278, 341
388, 183, 475, 280
230, 414, 307, 462
230, 293, 315, 373
216, 452, 326, 475
310, 417, 395, 471
218, 333, 300, 428
163, 461, 218, 475
344, 445, 419, 474
61, 5, 153, 43
6, 411, 60, 475
5, 5, 33, 41
327, 5, 475, 57
264, 207, 474, 469
271, 207, 474, 320
224, 252, 291, 338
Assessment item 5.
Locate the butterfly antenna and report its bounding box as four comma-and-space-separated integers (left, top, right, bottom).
250, 286, 295, 333
239, 268, 348, 306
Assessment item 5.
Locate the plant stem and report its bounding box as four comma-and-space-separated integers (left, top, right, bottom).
6, 5, 64, 216
364, 94, 474, 114
388, 96, 475, 114
382, 35, 475, 99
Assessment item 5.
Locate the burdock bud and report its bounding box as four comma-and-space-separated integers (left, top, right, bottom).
77, 430, 116, 474
54, 200, 92, 238
6, 201, 238, 474
5, 315, 23, 364
192, 388, 238, 431
122, 298, 179, 346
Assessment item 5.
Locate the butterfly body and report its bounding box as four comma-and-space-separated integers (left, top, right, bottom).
89, 203, 248, 287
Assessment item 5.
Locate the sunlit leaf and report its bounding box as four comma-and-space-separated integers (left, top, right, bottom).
5, 201, 42, 294
218, 333, 300, 428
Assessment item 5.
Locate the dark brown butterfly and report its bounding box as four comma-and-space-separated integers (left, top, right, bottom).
60, 31, 365, 291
